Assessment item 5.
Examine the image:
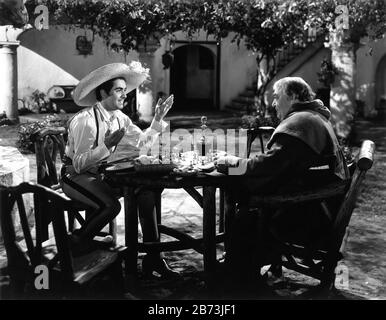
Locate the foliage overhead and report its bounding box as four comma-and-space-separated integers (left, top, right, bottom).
22, 0, 384, 52
0, 0, 29, 28
306, 0, 386, 45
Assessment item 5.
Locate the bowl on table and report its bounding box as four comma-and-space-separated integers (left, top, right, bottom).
133, 155, 176, 175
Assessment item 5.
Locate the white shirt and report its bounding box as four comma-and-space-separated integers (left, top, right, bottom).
65, 102, 168, 173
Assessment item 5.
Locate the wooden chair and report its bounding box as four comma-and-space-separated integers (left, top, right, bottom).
245, 140, 375, 292
0, 182, 125, 299
246, 126, 276, 157
30, 127, 116, 243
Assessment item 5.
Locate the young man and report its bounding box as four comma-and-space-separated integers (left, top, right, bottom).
61, 62, 179, 278
216, 77, 349, 295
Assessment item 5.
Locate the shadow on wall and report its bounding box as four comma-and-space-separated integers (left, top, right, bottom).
375, 54, 386, 114
18, 26, 135, 81
330, 50, 356, 139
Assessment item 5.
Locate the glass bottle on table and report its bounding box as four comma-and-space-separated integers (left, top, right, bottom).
196, 116, 212, 164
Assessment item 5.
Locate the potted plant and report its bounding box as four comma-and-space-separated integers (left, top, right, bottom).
22, 90, 53, 114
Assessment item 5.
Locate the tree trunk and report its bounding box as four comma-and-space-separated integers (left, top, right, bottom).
329, 36, 357, 139
255, 54, 265, 116
256, 53, 275, 117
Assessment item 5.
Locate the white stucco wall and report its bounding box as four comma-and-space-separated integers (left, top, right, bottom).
17, 45, 78, 99
219, 33, 257, 108
265, 47, 332, 105
17, 25, 137, 101
288, 48, 331, 92
356, 36, 386, 116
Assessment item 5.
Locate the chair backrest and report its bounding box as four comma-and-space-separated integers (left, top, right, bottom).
30, 127, 67, 189
330, 140, 375, 253
0, 182, 74, 285
247, 126, 275, 157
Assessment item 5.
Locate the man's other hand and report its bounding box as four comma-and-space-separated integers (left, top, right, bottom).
214, 155, 248, 176
214, 155, 241, 167
104, 128, 125, 150
214, 155, 241, 174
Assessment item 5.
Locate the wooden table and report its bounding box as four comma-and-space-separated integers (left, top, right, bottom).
0, 146, 31, 241
105, 169, 239, 281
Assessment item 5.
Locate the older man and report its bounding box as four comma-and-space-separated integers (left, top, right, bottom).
217, 77, 349, 295
61, 62, 178, 278
219, 77, 348, 189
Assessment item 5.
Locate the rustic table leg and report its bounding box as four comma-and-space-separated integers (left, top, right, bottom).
124, 186, 138, 277
203, 186, 216, 279
219, 188, 225, 233
224, 188, 236, 253
109, 219, 117, 246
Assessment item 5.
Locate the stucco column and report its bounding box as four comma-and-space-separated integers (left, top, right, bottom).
329, 34, 356, 139
0, 41, 19, 122
137, 41, 160, 121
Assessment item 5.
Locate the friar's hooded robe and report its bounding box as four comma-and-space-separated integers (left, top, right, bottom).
242, 99, 350, 194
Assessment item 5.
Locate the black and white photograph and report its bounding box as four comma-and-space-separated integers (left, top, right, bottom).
0, 0, 385, 306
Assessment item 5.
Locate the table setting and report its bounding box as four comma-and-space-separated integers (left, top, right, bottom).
101, 149, 230, 178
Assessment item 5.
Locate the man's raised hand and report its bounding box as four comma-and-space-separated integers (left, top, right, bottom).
154, 94, 174, 121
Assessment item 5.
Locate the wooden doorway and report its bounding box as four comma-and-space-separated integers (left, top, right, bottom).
170, 44, 218, 111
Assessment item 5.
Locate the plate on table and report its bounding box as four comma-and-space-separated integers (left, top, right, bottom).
134, 163, 176, 175
105, 161, 135, 172
172, 167, 198, 177
196, 162, 215, 173
172, 163, 200, 177
133, 155, 176, 174
212, 150, 227, 157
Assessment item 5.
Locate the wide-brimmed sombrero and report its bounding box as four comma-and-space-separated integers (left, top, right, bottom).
73, 61, 149, 106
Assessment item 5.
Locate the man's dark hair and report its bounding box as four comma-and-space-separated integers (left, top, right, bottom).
95, 77, 125, 101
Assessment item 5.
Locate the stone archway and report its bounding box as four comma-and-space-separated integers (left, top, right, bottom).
375, 54, 386, 112
170, 44, 217, 111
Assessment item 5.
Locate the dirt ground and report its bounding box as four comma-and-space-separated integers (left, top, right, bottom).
0, 117, 385, 300
339, 119, 386, 299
